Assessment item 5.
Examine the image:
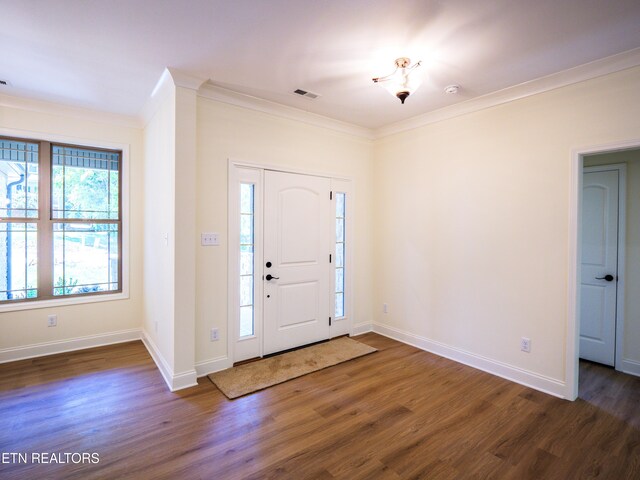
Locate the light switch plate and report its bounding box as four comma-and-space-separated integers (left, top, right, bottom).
201, 232, 220, 246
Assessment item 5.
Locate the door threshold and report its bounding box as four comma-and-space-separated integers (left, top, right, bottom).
236, 336, 353, 366
579, 358, 615, 369
264, 335, 351, 359
263, 338, 331, 359
233, 357, 263, 367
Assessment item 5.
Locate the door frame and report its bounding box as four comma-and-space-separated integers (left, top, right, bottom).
580, 163, 626, 368
227, 159, 355, 363
568, 140, 638, 399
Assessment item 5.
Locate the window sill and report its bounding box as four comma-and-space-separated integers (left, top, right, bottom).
0, 291, 130, 313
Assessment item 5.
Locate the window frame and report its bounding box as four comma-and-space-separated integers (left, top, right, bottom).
0, 131, 129, 312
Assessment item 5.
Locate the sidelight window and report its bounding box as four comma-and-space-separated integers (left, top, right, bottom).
335, 192, 345, 318
239, 183, 255, 337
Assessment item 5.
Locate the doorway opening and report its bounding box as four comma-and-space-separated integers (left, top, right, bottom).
571, 145, 640, 399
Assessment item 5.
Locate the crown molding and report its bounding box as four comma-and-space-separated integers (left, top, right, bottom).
198, 83, 375, 140
167, 67, 207, 91
375, 47, 640, 139
0, 92, 141, 129
140, 67, 208, 127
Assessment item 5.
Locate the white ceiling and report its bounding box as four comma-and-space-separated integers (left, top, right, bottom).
2, 0, 640, 130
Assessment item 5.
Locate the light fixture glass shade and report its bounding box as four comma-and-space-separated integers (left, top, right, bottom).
380, 69, 422, 96
373, 58, 422, 104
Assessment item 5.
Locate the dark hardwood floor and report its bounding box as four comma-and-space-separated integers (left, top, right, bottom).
0, 333, 638, 479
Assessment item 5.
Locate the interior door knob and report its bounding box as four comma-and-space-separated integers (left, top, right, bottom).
265, 274, 280, 281
595, 274, 615, 282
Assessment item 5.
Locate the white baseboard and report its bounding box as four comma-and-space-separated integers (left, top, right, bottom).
0, 328, 141, 364
351, 322, 373, 336
372, 323, 568, 399
195, 356, 233, 377
140, 330, 198, 392
171, 369, 199, 391
620, 358, 640, 377
140, 331, 173, 388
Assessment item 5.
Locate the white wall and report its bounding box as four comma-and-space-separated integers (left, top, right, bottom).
195, 97, 375, 367
142, 85, 176, 372
373, 66, 640, 396
172, 86, 197, 376
0, 99, 143, 357
142, 76, 199, 389
584, 149, 640, 369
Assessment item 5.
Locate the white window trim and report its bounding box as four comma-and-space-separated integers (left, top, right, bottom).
0, 127, 130, 313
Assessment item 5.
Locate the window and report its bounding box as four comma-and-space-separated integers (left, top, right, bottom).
0, 136, 122, 303
335, 192, 345, 318
239, 183, 255, 337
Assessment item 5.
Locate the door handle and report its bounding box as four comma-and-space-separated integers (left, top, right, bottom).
595, 274, 615, 282
265, 274, 280, 281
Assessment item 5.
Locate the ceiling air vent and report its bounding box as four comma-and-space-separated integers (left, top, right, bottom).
293, 89, 320, 99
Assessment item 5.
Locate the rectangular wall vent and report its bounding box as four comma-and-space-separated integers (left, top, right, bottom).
293, 89, 320, 99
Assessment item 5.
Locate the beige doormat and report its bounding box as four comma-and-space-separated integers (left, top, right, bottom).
208, 336, 376, 399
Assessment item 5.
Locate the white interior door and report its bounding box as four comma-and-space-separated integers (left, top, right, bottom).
580, 168, 619, 366
263, 170, 332, 355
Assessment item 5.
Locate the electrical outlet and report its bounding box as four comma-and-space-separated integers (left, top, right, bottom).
47, 314, 57, 327
520, 337, 531, 353
210, 328, 219, 341
383, 303, 388, 314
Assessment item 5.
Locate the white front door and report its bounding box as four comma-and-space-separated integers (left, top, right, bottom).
580, 168, 619, 366
263, 170, 332, 355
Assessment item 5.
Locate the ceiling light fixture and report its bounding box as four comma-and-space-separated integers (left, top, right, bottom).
372, 57, 422, 104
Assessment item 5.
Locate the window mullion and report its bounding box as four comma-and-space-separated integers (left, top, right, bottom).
37, 141, 54, 299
